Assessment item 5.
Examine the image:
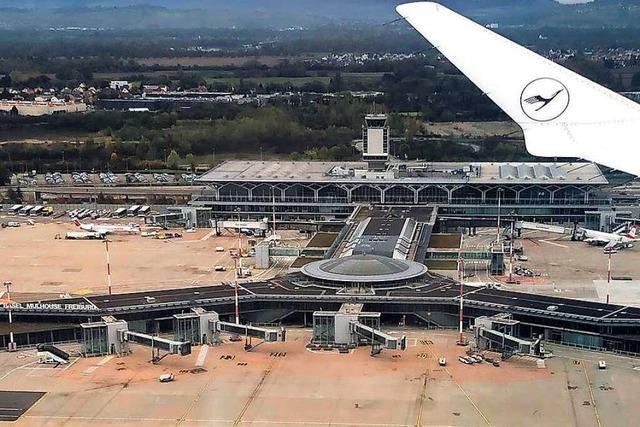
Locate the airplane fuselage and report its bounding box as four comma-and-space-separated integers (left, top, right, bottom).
578, 228, 638, 245
77, 223, 139, 234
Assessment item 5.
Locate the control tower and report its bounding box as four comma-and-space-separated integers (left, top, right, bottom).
362, 113, 389, 170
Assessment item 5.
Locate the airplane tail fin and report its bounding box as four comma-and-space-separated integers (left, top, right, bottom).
396, 2, 640, 176
73, 219, 81, 227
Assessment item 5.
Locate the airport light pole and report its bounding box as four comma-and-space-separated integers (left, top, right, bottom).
104, 240, 112, 295
234, 207, 241, 324
606, 251, 612, 304
457, 256, 465, 346
4, 281, 14, 348
234, 256, 240, 324
235, 207, 242, 269
509, 220, 514, 283
496, 188, 503, 244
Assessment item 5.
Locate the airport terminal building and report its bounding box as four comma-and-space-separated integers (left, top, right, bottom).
192, 159, 608, 223
189, 114, 610, 225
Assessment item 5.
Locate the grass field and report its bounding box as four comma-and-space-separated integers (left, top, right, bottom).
90, 68, 385, 87
202, 72, 384, 87
203, 76, 331, 87
306, 232, 338, 248
0, 128, 92, 144
341, 71, 387, 83
9, 71, 55, 83
93, 69, 231, 80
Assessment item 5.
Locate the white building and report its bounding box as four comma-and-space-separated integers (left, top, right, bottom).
109, 80, 130, 90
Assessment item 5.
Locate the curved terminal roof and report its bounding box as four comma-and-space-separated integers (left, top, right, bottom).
301, 254, 427, 284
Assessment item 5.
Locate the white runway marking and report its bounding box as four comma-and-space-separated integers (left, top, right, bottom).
83, 366, 98, 375
97, 355, 114, 366
196, 345, 209, 367
83, 355, 113, 375
25, 415, 440, 426
539, 239, 568, 248
0, 361, 38, 382
200, 230, 217, 241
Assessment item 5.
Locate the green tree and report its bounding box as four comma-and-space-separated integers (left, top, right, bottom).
166, 149, 180, 169
7, 187, 23, 203
185, 153, 195, 171
0, 163, 10, 185
329, 71, 343, 92
0, 74, 11, 87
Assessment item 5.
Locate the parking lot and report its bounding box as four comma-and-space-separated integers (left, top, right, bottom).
13, 171, 198, 186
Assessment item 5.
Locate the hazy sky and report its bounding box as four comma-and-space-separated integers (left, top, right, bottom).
555, 0, 594, 4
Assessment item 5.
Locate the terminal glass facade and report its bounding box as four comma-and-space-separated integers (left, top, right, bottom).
81, 325, 109, 356
174, 314, 201, 344
191, 176, 610, 224
312, 314, 335, 344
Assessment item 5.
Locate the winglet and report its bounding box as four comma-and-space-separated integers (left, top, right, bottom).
397, 2, 640, 176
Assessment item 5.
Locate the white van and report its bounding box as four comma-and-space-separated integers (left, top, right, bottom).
215, 246, 225, 252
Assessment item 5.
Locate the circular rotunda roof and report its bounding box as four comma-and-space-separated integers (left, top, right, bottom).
301, 254, 427, 284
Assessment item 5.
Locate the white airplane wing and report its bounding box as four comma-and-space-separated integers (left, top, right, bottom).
603, 240, 618, 251
585, 238, 609, 246
397, 2, 640, 176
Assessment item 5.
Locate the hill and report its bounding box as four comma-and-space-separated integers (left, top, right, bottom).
0, 1, 637, 29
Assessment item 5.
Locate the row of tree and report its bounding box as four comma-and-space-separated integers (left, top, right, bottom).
0, 104, 361, 174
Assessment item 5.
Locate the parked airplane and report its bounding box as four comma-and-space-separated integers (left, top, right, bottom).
397, 2, 640, 176
575, 225, 640, 252
73, 219, 139, 235
65, 231, 106, 240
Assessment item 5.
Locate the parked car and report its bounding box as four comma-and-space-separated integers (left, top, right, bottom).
458, 356, 472, 364
159, 373, 174, 383
470, 355, 483, 363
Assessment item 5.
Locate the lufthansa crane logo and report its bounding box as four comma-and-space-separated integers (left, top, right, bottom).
520, 78, 569, 122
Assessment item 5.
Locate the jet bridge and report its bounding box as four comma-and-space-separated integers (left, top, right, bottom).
516, 221, 566, 235
81, 315, 191, 362
474, 313, 542, 356
173, 307, 286, 345
311, 303, 405, 353
214, 320, 286, 343
124, 330, 192, 358
350, 321, 406, 351
475, 328, 535, 355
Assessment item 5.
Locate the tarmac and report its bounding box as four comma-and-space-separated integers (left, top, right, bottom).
1, 329, 638, 426
460, 229, 640, 304
0, 221, 305, 297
